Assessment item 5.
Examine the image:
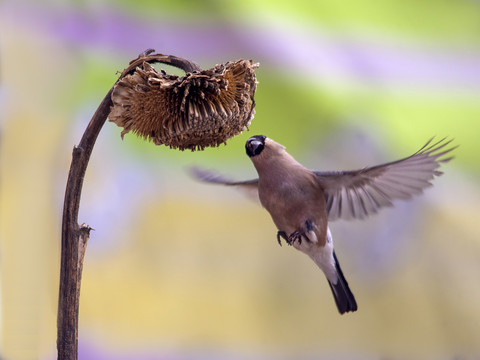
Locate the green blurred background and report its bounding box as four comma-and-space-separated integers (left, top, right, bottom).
1, 0, 480, 359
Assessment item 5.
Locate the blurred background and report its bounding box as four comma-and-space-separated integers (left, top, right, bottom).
1, 0, 480, 359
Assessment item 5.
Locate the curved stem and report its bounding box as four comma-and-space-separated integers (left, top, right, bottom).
57, 88, 113, 360
57, 50, 200, 360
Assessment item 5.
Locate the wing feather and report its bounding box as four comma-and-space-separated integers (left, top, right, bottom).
189, 167, 259, 200
315, 138, 456, 221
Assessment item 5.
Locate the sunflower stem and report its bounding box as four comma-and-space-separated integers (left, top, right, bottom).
57, 50, 200, 360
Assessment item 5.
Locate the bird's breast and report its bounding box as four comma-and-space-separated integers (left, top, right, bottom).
257, 172, 326, 237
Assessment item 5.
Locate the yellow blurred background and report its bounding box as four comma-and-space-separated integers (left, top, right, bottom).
1, 0, 480, 359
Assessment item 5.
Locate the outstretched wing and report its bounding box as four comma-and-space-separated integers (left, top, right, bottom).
314, 138, 456, 221
190, 167, 259, 199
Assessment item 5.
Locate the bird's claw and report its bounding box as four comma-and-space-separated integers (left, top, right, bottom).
287, 230, 310, 245
276, 231, 288, 246
277, 230, 311, 246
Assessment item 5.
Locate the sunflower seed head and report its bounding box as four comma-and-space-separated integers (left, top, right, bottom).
109, 59, 259, 151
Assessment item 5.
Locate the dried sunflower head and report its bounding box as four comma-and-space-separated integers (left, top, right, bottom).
109, 59, 259, 151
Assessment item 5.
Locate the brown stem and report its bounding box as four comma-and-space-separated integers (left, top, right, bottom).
57, 50, 200, 360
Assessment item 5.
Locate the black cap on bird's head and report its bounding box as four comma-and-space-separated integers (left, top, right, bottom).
246, 135, 266, 157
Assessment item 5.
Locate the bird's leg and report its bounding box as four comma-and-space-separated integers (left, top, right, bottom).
290, 231, 302, 245
305, 219, 314, 233
287, 230, 310, 245
287, 221, 315, 245
276, 231, 288, 246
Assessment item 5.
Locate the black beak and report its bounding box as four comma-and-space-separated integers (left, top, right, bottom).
248, 139, 262, 152
246, 135, 266, 157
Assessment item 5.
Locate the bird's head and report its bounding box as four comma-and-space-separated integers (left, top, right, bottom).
246, 135, 287, 158
245, 135, 266, 157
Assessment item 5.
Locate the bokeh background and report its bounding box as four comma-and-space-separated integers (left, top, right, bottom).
1, 0, 480, 359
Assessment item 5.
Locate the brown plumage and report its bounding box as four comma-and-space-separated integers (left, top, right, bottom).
192, 136, 456, 314
109, 59, 258, 151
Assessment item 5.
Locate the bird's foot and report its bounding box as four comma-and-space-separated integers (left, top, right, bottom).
276, 231, 288, 246
287, 230, 310, 245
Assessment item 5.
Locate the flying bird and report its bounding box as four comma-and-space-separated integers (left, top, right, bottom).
192, 136, 455, 314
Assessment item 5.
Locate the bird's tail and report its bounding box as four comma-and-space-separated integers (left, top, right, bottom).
328, 251, 358, 314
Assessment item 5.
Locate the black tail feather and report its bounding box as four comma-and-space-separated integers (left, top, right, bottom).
328, 251, 358, 314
